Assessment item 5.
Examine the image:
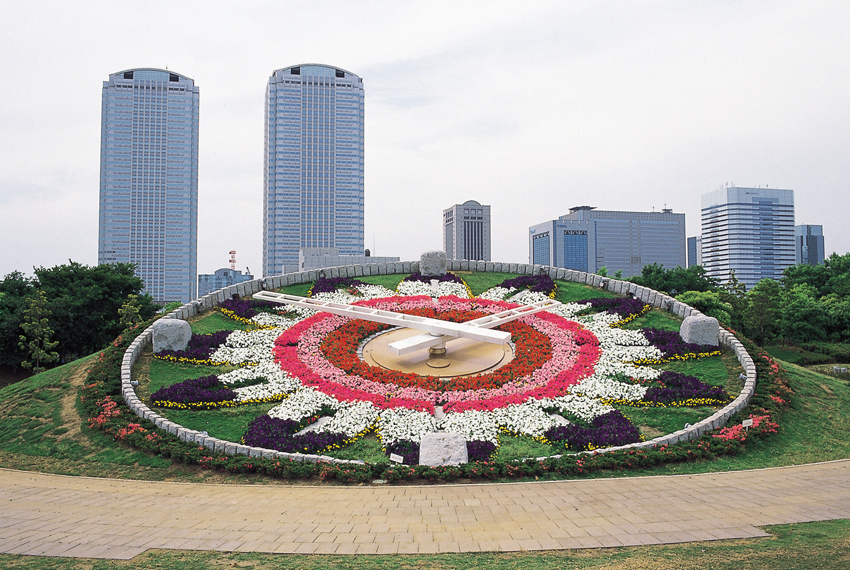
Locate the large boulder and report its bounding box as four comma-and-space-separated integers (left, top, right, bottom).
419, 432, 468, 466
420, 251, 447, 277
152, 319, 192, 353
680, 315, 720, 346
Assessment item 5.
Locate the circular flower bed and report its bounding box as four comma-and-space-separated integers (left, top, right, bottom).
149, 275, 728, 463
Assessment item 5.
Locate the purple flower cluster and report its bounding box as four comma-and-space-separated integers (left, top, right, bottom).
310, 277, 366, 295
150, 375, 236, 405
242, 415, 348, 454
156, 330, 232, 359
644, 371, 729, 405
499, 274, 557, 295
402, 272, 464, 284
385, 439, 419, 465
466, 440, 497, 462
544, 410, 641, 451
642, 327, 719, 358
578, 296, 647, 319
219, 298, 280, 319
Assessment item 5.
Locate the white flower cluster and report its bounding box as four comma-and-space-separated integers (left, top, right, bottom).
396, 280, 470, 298
209, 328, 282, 365
354, 284, 397, 299
376, 408, 438, 445
440, 410, 500, 444
250, 312, 300, 328
491, 401, 559, 438
570, 377, 648, 401
540, 394, 615, 423
477, 286, 516, 301
218, 362, 302, 402
317, 401, 379, 438
268, 388, 339, 421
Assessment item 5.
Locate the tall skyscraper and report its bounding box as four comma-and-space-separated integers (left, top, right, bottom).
529, 206, 685, 278
263, 64, 365, 277
98, 68, 199, 303
687, 236, 702, 268
443, 200, 491, 261
701, 186, 795, 290
795, 224, 825, 266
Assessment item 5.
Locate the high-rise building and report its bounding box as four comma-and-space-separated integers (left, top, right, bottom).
263, 64, 365, 277
687, 236, 702, 268
443, 200, 491, 261
795, 224, 825, 266
700, 186, 795, 290
529, 206, 685, 278
198, 268, 254, 297
98, 68, 199, 303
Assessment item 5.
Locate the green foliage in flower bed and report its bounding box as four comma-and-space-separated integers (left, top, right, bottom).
623, 308, 683, 332
659, 354, 735, 388
189, 311, 252, 335
616, 405, 717, 438
162, 402, 280, 443
554, 280, 619, 303
453, 272, 518, 296
495, 433, 558, 461
323, 434, 388, 463
142, 359, 240, 401
357, 274, 407, 291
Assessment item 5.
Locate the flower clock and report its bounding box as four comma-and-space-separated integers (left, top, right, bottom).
151, 274, 726, 463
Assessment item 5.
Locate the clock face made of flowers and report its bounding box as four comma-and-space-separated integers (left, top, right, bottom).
252, 290, 561, 378
152, 277, 726, 458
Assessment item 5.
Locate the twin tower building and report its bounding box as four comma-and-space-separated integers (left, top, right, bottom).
98, 65, 365, 303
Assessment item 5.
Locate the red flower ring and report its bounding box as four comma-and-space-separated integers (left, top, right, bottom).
273, 295, 601, 414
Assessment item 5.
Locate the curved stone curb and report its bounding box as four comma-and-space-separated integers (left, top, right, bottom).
120, 261, 755, 463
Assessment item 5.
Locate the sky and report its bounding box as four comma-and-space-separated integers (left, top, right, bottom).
1, 1, 849, 281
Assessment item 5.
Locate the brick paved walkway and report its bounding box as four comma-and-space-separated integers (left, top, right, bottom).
1, 460, 849, 559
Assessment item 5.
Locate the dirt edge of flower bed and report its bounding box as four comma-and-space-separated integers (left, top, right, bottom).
118, 260, 756, 466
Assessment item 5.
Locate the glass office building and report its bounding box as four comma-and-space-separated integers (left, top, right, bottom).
98, 68, 199, 303
701, 187, 795, 290
263, 64, 365, 276
443, 200, 491, 261
795, 224, 825, 266
687, 236, 702, 268
529, 207, 685, 278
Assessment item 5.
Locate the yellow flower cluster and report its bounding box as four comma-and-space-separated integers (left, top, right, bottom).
629, 349, 722, 366
218, 308, 276, 330
152, 354, 241, 367
150, 393, 286, 410
610, 304, 651, 328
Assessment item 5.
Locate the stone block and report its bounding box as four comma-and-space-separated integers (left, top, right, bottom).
485, 262, 494, 272
262, 450, 277, 460
224, 443, 237, 455
508, 263, 517, 273
249, 447, 264, 458
679, 315, 720, 346
393, 261, 404, 274
235, 445, 250, 456
204, 438, 217, 451
460, 260, 469, 271
419, 432, 468, 466
152, 319, 192, 353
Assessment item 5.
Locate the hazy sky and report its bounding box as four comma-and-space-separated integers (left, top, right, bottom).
1, 1, 848, 281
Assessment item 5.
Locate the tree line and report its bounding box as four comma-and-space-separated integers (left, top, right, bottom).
628, 253, 850, 346
0, 262, 157, 372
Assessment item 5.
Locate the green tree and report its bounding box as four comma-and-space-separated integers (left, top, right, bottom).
779, 284, 829, 344
0, 271, 34, 369
33, 261, 156, 360
118, 294, 143, 330
596, 266, 608, 277
718, 270, 748, 331
630, 264, 718, 294
675, 290, 733, 326
18, 290, 59, 373
743, 279, 782, 345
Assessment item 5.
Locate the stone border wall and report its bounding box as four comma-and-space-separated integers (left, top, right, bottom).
120, 261, 756, 463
